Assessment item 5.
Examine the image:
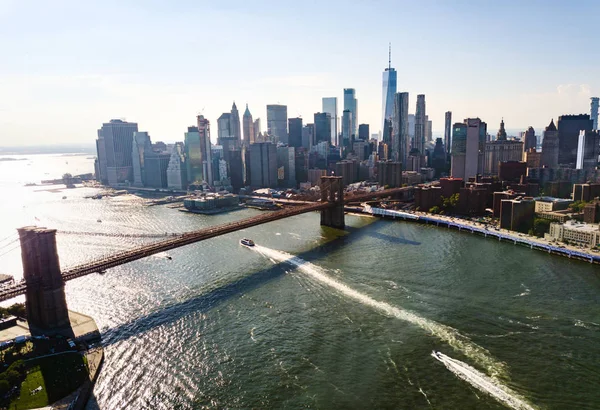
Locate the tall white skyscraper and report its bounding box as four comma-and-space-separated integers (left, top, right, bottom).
322, 97, 338, 145
381, 44, 397, 141
444, 111, 452, 154
592, 97, 599, 130
415, 95, 426, 154
343, 88, 357, 137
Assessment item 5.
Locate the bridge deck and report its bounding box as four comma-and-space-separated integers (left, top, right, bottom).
0, 187, 412, 302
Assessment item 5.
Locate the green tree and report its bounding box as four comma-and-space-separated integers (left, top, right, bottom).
3, 370, 20, 385
429, 206, 441, 214
6, 303, 25, 319
569, 200, 587, 213
440, 193, 460, 213
0, 380, 9, 397
532, 218, 551, 237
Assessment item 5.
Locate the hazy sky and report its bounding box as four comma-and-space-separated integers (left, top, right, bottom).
0, 0, 598, 145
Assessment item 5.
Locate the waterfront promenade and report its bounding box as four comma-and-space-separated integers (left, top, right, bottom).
363, 205, 600, 264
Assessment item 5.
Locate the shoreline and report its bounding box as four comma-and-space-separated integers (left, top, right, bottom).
360, 205, 600, 265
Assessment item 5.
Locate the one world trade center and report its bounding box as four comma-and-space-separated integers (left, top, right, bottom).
381, 44, 397, 143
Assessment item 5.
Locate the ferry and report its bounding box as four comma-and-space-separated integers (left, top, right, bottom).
240, 238, 255, 247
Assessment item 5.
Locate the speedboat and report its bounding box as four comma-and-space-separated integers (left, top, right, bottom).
240, 238, 255, 247
431, 350, 444, 360
165, 255, 172, 260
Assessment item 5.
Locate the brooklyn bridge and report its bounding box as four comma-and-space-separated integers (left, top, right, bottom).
1, 177, 413, 331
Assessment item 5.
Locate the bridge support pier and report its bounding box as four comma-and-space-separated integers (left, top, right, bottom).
18, 227, 70, 331
320, 176, 344, 229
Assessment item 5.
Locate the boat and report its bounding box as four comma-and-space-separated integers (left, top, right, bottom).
97, 219, 102, 223
240, 238, 255, 247
165, 255, 172, 260
62, 196, 67, 200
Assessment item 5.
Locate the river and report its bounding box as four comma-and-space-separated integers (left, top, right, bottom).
0, 153, 599, 409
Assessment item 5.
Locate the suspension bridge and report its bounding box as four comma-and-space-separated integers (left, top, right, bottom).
0, 178, 413, 330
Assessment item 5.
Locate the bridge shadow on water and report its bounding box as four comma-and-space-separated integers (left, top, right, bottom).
100, 219, 419, 348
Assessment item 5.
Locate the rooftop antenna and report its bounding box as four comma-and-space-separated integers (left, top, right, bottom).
388, 42, 391, 69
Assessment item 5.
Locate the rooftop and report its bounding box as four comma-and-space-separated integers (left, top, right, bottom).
562, 220, 600, 233
535, 197, 573, 203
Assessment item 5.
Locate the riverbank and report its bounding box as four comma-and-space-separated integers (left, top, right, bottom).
362, 205, 600, 264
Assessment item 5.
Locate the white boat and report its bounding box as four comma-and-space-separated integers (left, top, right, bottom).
240, 238, 255, 247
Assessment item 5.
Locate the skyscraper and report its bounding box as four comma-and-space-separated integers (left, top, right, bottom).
557, 114, 593, 166
343, 88, 357, 137
185, 126, 202, 185
143, 148, 171, 188
267, 104, 288, 144
249, 142, 277, 188
217, 113, 232, 143
426, 118, 433, 142
288, 117, 303, 148
302, 124, 315, 150
230, 102, 241, 143
414, 95, 426, 153
197, 115, 213, 185
277, 146, 296, 187
381, 44, 397, 139
540, 119, 559, 168
131, 131, 152, 187
96, 119, 139, 186
408, 114, 415, 149
576, 130, 600, 170
358, 124, 369, 141
253, 118, 261, 142
451, 118, 486, 180
166, 142, 187, 190
523, 126, 536, 151
591, 97, 599, 130
322, 97, 338, 145
444, 111, 452, 154
341, 109, 352, 147
391, 92, 409, 164
314, 112, 331, 145
243, 104, 255, 145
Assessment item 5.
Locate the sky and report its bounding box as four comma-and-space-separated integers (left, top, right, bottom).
0, 0, 599, 146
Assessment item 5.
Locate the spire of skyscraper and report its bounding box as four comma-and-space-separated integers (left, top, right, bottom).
497, 118, 507, 141
381, 45, 397, 141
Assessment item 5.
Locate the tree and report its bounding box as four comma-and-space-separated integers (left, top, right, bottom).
440, 193, 460, 213
6, 303, 25, 319
0, 380, 9, 397
569, 200, 587, 213
532, 218, 551, 238
429, 206, 441, 214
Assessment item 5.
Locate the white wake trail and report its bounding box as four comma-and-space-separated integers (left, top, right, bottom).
253, 246, 505, 377
432, 351, 535, 410
252, 245, 536, 410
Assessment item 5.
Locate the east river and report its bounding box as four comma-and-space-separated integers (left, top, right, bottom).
0, 154, 599, 409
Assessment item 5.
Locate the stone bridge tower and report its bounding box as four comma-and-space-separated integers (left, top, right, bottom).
320, 176, 345, 229
18, 226, 70, 331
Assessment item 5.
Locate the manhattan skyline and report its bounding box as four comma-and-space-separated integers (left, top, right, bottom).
0, 0, 599, 145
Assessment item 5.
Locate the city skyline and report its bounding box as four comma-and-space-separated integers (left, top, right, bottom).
1, 0, 599, 145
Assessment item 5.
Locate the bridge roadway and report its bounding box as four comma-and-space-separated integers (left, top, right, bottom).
0, 186, 412, 302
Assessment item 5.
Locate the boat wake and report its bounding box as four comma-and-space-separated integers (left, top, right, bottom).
431, 351, 535, 410
252, 245, 506, 378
